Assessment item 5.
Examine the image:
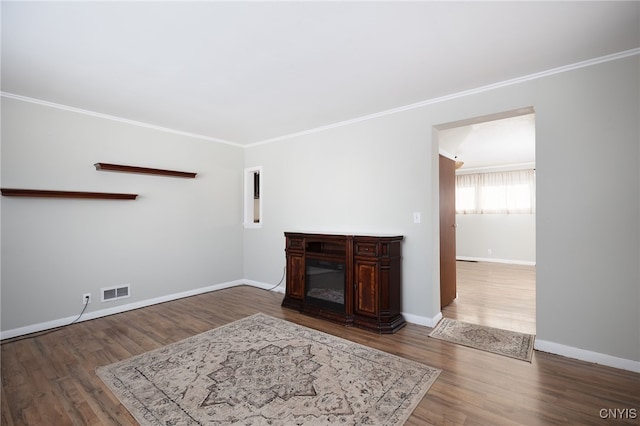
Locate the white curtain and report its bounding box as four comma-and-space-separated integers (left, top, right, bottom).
456, 170, 536, 214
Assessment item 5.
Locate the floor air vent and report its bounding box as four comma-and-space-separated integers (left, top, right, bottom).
101, 284, 130, 302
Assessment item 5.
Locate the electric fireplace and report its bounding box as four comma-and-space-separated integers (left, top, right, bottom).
305, 258, 345, 313
282, 232, 406, 333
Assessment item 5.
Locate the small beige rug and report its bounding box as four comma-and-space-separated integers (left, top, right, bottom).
429, 318, 535, 362
97, 313, 441, 425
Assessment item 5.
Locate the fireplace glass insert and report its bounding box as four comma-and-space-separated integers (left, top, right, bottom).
305, 258, 345, 313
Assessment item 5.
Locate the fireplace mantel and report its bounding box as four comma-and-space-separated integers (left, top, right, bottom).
282, 232, 405, 334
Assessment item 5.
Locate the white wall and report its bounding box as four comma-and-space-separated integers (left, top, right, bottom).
535, 55, 639, 366
1, 97, 245, 334
244, 107, 438, 320
2, 54, 637, 370
456, 214, 536, 264
244, 54, 640, 366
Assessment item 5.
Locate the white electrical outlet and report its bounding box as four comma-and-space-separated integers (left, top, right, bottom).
82, 293, 91, 304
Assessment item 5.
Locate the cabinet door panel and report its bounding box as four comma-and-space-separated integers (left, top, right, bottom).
287, 254, 305, 299
355, 261, 378, 317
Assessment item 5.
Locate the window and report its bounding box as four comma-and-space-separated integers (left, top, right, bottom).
244, 166, 262, 227
456, 169, 535, 214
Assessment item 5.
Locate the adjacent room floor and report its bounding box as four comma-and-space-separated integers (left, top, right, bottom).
442, 260, 536, 335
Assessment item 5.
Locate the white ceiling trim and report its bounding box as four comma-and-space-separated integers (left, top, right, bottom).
456, 162, 536, 175
3, 48, 638, 149
0, 91, 243, 148
246, 48, 639, 147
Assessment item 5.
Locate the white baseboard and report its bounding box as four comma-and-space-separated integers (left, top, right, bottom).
403, 311, 443, 328
0, 280, 245, 340
457, 256, 536, 266
1, 278, 435, 339
0, 279, 289, 340
535, 339, 640, 373
243, 279, 286, 294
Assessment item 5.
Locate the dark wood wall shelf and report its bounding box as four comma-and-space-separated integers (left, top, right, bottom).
94, 163, 197, 178
1, 188, 138, 200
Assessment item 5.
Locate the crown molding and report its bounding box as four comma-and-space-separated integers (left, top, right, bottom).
3, 48, 637, 149
0, 92, 243, 148
246, 48, 640, 147
455, 162, 536, 175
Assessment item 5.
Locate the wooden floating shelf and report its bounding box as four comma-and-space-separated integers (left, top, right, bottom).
1, 188, 138, 200
94, 163, 197, 178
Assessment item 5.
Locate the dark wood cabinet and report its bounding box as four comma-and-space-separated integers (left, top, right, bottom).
286, 252, 305, 299
282, 232, 405, 333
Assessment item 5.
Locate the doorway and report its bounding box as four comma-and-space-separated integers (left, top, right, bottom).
436, 108, 536, 334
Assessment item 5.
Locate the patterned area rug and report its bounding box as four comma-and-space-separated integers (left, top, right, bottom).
429, 318, 535, 362
96, 313, 441, 425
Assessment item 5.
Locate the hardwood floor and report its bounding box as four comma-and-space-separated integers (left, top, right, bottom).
2, 285, 638, 425
442, 261, 536, 334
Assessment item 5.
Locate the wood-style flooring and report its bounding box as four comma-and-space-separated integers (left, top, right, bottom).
442, 261, 536, 335
2, 284, 638, 425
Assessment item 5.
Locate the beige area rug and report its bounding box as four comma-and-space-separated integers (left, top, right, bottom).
429, 318, 535, 362
96, 313, 441, 425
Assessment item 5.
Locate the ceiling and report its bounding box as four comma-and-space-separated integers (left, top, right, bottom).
2, 1, 639, 146
438, 112, 536, 172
